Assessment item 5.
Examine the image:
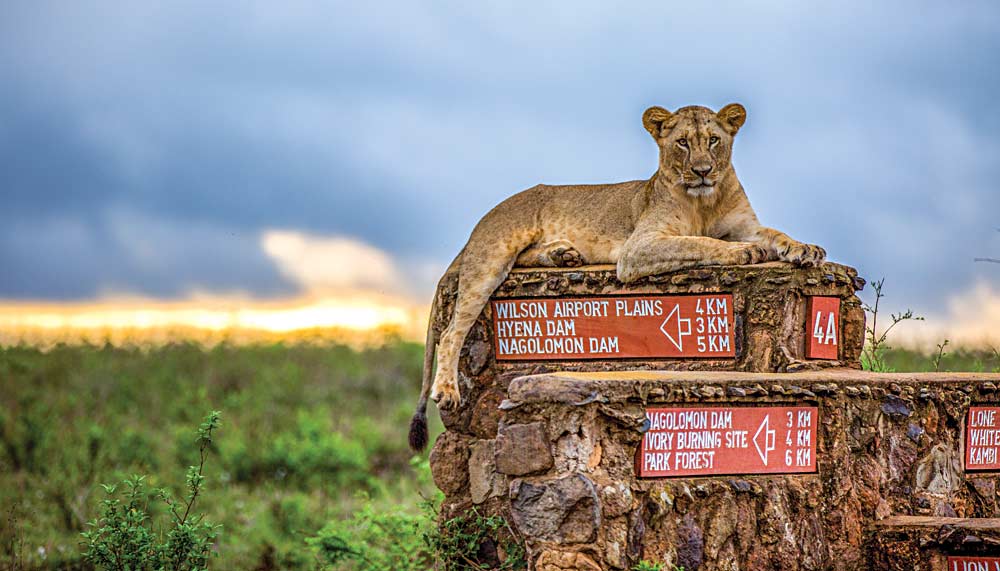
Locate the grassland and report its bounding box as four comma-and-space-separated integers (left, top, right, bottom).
1, 340, 442, 570
1, 341, 997, 570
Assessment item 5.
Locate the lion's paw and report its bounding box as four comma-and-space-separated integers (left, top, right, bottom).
778, 242, 826, 267
549, 246, 584, 268
430, 372, 462, 410
732, 243, 769, 265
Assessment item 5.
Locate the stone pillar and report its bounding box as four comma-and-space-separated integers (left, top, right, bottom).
431, 262, 865, 443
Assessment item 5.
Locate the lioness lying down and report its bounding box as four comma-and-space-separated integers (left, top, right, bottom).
408, 103, 826, 450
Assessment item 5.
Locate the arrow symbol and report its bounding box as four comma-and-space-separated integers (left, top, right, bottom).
659, 304, 692, 351
753, 414, 776, 466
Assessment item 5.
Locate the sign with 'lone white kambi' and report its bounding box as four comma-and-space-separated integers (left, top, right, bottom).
490, 294, 735, 361
638, 406, 818, 478
966, 406, 1000, 471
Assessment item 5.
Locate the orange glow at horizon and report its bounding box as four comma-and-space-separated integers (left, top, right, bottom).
0, 294, 429, 346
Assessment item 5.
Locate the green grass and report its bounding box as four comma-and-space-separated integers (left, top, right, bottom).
880, 347, 1000, 373
1, 341, 996, 569
0, 340, 442, 570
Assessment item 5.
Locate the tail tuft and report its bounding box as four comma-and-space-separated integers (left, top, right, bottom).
408, 410, 429, 452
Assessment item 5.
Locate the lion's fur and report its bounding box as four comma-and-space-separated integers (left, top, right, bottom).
408, 104, 825, 451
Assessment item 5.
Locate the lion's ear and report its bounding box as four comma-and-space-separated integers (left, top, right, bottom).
642, 106, 674, 138
717, 103, 747, 134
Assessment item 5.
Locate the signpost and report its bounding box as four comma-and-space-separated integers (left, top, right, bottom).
491, 294, 735, 361
948, 556, 1000, 570
966, 406, 1000, 471
637, 406, 818, 478
806, 297, 840, 360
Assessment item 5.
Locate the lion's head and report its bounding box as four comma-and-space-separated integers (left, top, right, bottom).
642, 103, 746, 198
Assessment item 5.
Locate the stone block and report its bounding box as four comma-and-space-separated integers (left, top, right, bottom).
468, 439, 505, 504
510, 473, 600, 544
495, 422, 553, 476
429, 431, 469, 496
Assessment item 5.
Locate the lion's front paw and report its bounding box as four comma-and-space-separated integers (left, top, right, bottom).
731, 243, 769, 265
778, 242, 826, 267
430, 371, 462, 409
548, 246, 584, 268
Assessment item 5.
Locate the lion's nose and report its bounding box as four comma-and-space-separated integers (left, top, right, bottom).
691, 165, 713, 177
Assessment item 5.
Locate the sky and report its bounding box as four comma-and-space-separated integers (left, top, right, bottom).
1, 1, 998, 346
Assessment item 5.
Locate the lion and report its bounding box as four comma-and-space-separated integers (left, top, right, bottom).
408, 103, 826, 450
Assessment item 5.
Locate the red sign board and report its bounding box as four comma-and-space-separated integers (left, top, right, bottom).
966, 406, 1000, 471
806, 297, 840, 360
948, 556, 1000, 570
637, 406, 818, 478
491, 294, 735, 361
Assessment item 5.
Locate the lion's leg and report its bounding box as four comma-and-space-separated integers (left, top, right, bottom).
616, 233, 768, 283
515, 239, 585, 268
432, 240, 524, 408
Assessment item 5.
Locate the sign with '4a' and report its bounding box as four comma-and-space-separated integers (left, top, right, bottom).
806, 297, 840, 360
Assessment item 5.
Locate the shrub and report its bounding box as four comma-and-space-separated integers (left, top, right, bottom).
861, 278, 922, 372
223, 410, 373, 490
308, 499, 434, 571
81, 411, 222, 571
310, 500, 527, 571
426, 507, 526, 571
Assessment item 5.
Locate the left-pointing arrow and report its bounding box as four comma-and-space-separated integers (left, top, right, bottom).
753, 414, 776, 466
659, 304, 691, 351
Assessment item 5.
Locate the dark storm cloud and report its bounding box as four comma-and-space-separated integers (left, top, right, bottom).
0, 0, 997, 309
0, 211, 294, 301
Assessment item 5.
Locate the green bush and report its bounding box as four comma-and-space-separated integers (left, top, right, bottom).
310, 501, 526, 571
223, 410, 373, 490
427, 507, 526, 571
81, 412, 222, 571
632, 561, 684, 571
308, 499, 434, 571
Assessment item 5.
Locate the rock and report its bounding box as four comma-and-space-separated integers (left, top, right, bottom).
875, 499, 892, 520
600, 482, 633, 518
468, 439, 505, 504
510, 474, 600, 543
495, 422, 553, 476
604, 519, 628, 569
535, 550, 602, 571
676, 513, 704, 571
914, 444, 961, 496
429, 431, 470, 496
704, 494, 737, 560
881, 395, 913, 418
726, 386, 747, 397
470, 390, 504, 439
465, 340, 492, 376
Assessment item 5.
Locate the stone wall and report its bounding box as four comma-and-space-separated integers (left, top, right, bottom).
489, 370, 1000, 570
427, 263, 1000, 570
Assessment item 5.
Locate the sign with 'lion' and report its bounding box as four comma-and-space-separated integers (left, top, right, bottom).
490, 294, 735, 361
948, 556, 1000, 570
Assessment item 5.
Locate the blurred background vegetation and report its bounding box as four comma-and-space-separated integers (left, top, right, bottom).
0, 340, 443, 570
1, 341, 997, 569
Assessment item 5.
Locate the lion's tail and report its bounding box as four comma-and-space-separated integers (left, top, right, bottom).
409, 254, 462, 452
408, 286, 439, 452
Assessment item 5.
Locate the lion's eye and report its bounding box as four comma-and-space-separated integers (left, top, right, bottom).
677, 138, 688, 147
709, 136, 719, 145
